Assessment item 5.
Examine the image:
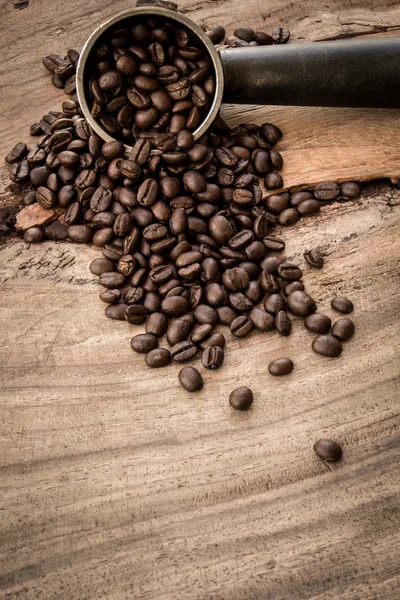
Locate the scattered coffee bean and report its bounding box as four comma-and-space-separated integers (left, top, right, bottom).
178, 366, 204, 392
331, 318, 355, 341
202, 345, 224, 369
131, 333, 158, 354
304, 249, 324, 269
268, 357, 294, 376
229, 387, 253, 411
312, 335, 343, 357
331, 296, 354, 314
287, 291, 316, 318
304, 313, 331, 334
24, 227, 44, 243
313, 439, 343, 462
145, 347, 171, 368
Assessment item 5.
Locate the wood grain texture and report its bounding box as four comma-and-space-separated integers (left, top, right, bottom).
1, 0, 400, 598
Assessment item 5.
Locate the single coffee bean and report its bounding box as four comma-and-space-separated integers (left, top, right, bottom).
278, 262, 303, 281
171, 340, 198, 362
24, 227, 44, 243
145, 312, 168, 337
105, 303, 128, 321
99, 272, 125, 289
209, 214, 234, 244
340, 182, 361, 198
67, 224, 93, 243
287, 291, 316, 318
275, 310, 292, 336
277, 208, 299, 226
304, 314, 332, 334
229, 387, 253, 411
145, 348, 171, 368
178, 366, 203, 392
125, 304, 147, 325
90, 257, 115, 275
99, 289, 121, 304
217, 306, 238, 326
283, 281, 304, 296
131, 333, 158, 354
263, 235, 285, 252
222, 267, 249, 292
193, 304, 218, 325
161, 296, 189, 317
249, 307, 275, 332
201, 346, 224, 370
259, 271, 280, 293
331, 318, 355, 341
166, 317, 193, 346
331, 296, 354, 314
297, 199, 321, 216
5, 142, 27, 164
313, 439, 343, 462
312, 335, 343, 357
200, 332, 226, 350
272, 27, 290, 44
230, 315, 253, 337
229, 292, 253, 313
268, 357, 294, 376
313, 182, 340, 201
36, 186, 56, 209
264, 293, 286, 315
304, 249, 324, 269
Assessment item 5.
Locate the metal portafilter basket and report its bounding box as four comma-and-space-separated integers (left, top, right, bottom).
76, 0, 400, 148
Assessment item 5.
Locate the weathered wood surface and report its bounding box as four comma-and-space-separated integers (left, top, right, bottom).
1, 0, 400, 599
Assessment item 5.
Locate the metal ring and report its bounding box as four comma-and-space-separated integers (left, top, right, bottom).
76, 4, 224, 151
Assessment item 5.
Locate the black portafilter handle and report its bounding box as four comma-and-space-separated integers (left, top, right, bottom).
219, 37, 400, 108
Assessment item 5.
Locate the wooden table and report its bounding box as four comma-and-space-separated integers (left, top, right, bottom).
1, 1, 400, 598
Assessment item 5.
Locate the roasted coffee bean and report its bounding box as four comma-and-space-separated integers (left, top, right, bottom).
331, 318, 355, 341
178, 366, 203, 392
145, 347, 171, 368
166, 317, 192, 346
272, 27, 290, 44
67, 224, 93, 243
191, 323, 213, 344
123, 286, 144, 304
217, 306, 237, 326
150, 264, 173, 284
275, 310, 292, 336
90, 186, 112, 212
230, 315, 253, 337
263, 235, 285, 252
10, 159, 30, 182
145, 312, 168, 337
278, 262, 303, 281
248, 307, 274, 332
283, 281, 304, 296
287, 291, 316, 318
222, 267, 249, 292
90, 257, 115, 275
99, 272, 125, 289
24, 227, 44, 243
277, 208, 299, 226
313, 182, 340, 201
268, 357, 294, 376
340, 182, 361, 198
313, 439, 343, 462
244, 281, 262, 304
259, 271, 280, 293
304, 249, 324, 269
229, 292, 253, 313
312, 335, 342, 357
264, 293, 286, 315
161, 296, 189, 317
201, 345, 224, 370
131, 333, 158, 354
254, 31, 273, 45
105, 303, 128, 321
229, 387, 253, 411
297, 199, 321, 216
194, 304, 218, 325
100, 289, 121, 304
265, 193, 289, 214
171, 340, 198, 362
5, 142, 27, 164
304, 314, 332, 334
36, 186, 56, 209
125, 304, 147, 325
331, 296, 354, 314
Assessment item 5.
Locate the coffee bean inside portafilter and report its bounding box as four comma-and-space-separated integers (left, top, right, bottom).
84, 17, 216, 144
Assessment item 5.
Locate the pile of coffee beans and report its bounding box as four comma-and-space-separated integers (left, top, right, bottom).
83, 17, 216, 144
3, 20, 358, 464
